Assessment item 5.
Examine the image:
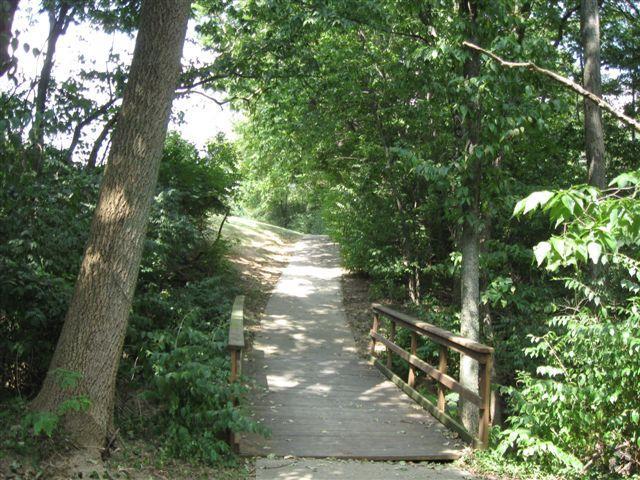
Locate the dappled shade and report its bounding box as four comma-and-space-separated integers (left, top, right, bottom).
241, 236, 463, 460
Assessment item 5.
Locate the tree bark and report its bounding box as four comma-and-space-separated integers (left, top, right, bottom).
581, 0, 606, 189
458, 0, 481, 436
0, 0, 19, 78
31, 0, 191, 454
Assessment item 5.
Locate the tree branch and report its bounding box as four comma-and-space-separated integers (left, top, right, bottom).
462, 41, 640, 133
66, 97, 117, 163
87, 112, 118, 170
554, 3, 579, 47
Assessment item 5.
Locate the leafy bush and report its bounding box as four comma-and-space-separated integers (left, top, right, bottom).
0, 131, 259, 465
503, 310, 640, 476
123, 277, 264, 464
502, 172, 640, 478
0, 162, 99, 395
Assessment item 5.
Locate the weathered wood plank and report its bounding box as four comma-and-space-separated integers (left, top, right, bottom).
228, 295, 245, 350
438, 345, 448, 412
373, 358, 479, 447
240, 236, 466, 460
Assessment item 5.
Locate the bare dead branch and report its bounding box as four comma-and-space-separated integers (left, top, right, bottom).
462, 41, 640, 133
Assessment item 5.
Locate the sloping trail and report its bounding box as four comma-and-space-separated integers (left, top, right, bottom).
240, 235, 468, 466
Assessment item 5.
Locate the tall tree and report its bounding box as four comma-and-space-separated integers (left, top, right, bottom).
458, 0, 481, 435
27, 1, 74, 172
0, 0, 19, 77
31, 0, 191, 454
581, 0, 606, 188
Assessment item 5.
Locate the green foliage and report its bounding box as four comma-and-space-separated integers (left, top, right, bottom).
123, 277, 265, 465
160, 132, 239, 225
22, 369, 91, 439
0, 130, 254, 465
0, 162, 99, 395
503, 173, 640, 477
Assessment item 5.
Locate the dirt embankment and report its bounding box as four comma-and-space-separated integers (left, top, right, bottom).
340, 272, 374, 357
220, 216, 303, 335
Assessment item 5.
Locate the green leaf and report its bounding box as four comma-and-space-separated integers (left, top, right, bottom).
560, 194, 575, 215
522, 191, 554, 215
29, 411, 59, 437
587, 242, 602, 264
533, 241, 551, 266
609, 171, 640, 188
550, 237, 567, 259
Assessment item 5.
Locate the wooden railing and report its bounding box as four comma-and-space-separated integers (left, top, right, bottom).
227, 295, 245, 452
370, 303, 494, 448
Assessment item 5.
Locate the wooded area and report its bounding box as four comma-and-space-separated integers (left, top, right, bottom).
1, 0, 639, 478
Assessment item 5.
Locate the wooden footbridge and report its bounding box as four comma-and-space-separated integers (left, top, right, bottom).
226, 236, 493, 460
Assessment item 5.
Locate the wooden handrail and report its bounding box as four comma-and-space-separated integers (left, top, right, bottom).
370, 304, 494, 448
228, 295, 245, 381
226, 295, 245, 452
372, 303, 493, 360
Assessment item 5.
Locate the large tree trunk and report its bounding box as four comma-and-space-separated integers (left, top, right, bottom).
31, 0, 191, 454
458, 0, 481, 436
0, 0, 19, 77
581, 0, 606, 189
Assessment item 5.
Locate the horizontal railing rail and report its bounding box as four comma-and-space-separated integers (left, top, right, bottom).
227, 295, 245, 452
370, 303, 494, 448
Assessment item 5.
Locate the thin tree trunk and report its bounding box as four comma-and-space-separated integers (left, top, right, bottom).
28, 2, 71, 172
65, 98, 117, 164
0, 0, 19, 77
213, 207, 230, 246
458, 0, 481, 436
581, 0, 606, 189
31, 0, 191, 454
633, 82, 636, 142
87, 113, 118, 170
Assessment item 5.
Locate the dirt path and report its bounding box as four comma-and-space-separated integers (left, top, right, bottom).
221, 216, 303, 329
255, 458, 479, 480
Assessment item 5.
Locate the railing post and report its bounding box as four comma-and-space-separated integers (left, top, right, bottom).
387, 319, 396, 369
437, 345, 448, 412
478, 354, 493, 448
369, 311, 380, 356
408, 331, 418, 387
230, 348, 241, 383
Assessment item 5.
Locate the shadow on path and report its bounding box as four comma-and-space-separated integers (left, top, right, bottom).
240, 236, 465, 460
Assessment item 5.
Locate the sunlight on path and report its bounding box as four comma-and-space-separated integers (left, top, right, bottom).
241, 235, 467, 461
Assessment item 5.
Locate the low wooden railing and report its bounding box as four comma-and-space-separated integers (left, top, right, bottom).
227, 295, 245, 452
370, 303, 494, 448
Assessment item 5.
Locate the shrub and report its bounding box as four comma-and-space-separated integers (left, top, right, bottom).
0, 163, 99, 395
502, 173, 640, 478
